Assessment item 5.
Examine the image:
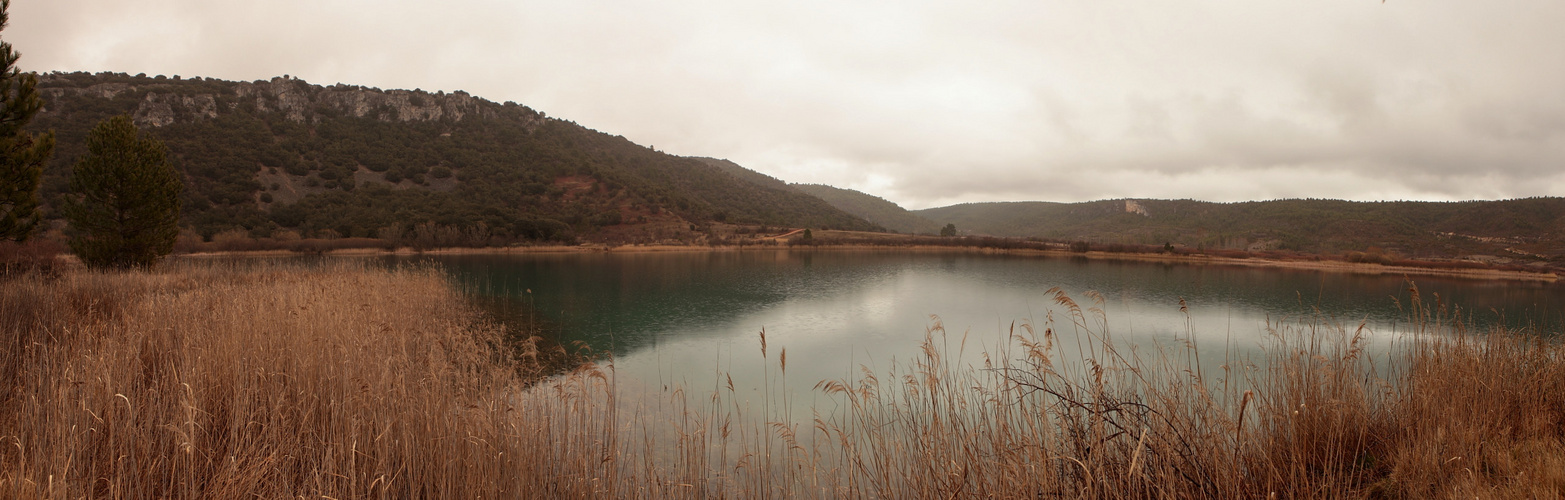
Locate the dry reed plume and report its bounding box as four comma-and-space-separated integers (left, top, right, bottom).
0, 262, 632, 498
1, 262, 1561, 498
803, 288, 1565, 498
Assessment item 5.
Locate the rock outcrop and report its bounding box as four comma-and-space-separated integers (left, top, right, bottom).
1124, 199, 1150, 217
38, 73, 540, 130
133, 93, 219, 127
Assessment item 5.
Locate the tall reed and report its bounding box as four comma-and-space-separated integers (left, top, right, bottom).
1, 262, 1560, 498
0, 262, 632, 497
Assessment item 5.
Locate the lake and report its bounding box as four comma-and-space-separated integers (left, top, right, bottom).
386, 249, 1565, 408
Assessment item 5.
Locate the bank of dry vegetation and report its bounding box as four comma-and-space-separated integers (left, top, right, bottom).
1, 262, 1561, 498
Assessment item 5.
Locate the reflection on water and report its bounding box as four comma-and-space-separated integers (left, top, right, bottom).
388, 250, 1563, 401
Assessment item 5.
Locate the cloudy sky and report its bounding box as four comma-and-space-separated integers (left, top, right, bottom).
9, 1, 1564, 209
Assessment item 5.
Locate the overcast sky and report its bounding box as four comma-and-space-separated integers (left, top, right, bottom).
9, 1, 1564, 209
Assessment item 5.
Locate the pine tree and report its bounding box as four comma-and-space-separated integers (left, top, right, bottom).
64, 116, 183, 269
0, 0, 55, 242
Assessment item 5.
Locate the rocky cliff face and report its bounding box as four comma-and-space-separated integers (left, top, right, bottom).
228, 78, 507, 124
133, 93, 219, 127
29, 71, 881, 241
38, 74, 538, 130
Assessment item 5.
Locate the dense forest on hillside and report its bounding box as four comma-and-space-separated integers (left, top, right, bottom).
918, 198, 1565, 263
25, 72, 1564, 265
791, 184, 942, 235
29, 72, 876, 243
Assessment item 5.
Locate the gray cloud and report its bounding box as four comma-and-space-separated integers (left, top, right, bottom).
9, 0, 1564, 208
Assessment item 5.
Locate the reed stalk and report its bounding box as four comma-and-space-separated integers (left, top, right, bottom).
1, 262, 1559, 498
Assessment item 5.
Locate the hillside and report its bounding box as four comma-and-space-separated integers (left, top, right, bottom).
29, 72, 877, 243
916, 198, 1565, 264
691, 157, 789, 191
791, 184, 941, 235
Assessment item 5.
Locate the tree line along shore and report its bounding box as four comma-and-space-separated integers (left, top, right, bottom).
9, 226, 1554, 284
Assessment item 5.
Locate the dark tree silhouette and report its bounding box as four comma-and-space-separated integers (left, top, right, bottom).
0, 0, 55, 242
64, 116, 183, 268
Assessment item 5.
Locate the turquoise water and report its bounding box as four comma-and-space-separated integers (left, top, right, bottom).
384, 250, 1563, 398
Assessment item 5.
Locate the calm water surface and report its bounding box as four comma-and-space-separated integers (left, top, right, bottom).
388, 250, 1564, 403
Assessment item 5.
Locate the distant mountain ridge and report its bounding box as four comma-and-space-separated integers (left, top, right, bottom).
27, 73, 1565, 266
690, 157, 789, 191
915, 198, 1565, 264
684, 160, 937, 235
31, 72, 877, 242
790, 184, 941, 235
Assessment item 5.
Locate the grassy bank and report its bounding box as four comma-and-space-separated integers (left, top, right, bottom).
0, 263, 621, 497
1, 263, 1562, 498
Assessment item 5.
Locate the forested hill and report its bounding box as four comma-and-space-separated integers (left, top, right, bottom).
29, 72, 877, 243
917, 198, 1565, 263
681, 159, 935, 234
791, 184, 941, 235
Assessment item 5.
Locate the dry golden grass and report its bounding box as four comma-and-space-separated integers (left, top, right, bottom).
803, 289, 1565, 499
0, 262, 637, 498
1, 262, 1561, 498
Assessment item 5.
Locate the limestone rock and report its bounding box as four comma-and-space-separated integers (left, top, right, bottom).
39, 72, 542, 130
133, 93, 219, 127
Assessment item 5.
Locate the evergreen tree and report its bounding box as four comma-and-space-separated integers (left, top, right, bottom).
64, 116, 183, 269
940, 223, 957, 237
0, 0, 55, 242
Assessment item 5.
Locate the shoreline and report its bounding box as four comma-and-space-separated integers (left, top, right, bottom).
14, 260, 1563, 497
172, 242, 1562, 283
